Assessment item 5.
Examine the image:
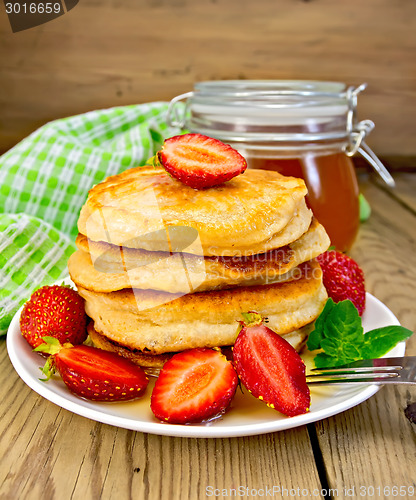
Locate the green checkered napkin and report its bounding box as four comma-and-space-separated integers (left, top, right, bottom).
0, 102, 182, 335
0, 214, 75, 334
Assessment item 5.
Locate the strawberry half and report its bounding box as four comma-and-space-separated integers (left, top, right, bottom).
150, 348, 238, 424
233, 313, 310, 417
20, 285, 87, 349
37, 338, 149, 401
157, 133, 247, 189
317, 250, 366, 315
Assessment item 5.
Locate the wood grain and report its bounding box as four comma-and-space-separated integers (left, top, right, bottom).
374, 173, 416, 214
0, 339, 323, 500
315, 173, 416, 495
315, 385, 416, 497
353, 174, 416, 334
1, 0, 416, 157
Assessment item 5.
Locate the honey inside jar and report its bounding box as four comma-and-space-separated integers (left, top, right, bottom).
248, 151, 360, 252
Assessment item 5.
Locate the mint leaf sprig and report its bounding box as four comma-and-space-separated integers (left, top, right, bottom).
307, 299, 413, 368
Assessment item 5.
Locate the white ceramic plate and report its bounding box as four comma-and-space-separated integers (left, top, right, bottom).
7, 292, 405, 438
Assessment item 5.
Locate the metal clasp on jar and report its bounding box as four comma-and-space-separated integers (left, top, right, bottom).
345, 84, 395, 187
167, 91, 193, 128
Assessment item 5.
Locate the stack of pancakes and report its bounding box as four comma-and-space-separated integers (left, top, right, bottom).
68, 167, 330, 368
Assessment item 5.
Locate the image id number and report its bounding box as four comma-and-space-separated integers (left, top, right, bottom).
360, 485, 415, 497
5, 3, 62, 14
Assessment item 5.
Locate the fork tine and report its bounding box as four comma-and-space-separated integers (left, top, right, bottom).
310, 365, 402, 374
307, 378, 396, 385
306, 357, 416, 385
310, 356, 415, 372
306, 372, 400, 385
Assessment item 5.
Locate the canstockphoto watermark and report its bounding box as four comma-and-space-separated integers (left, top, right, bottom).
3, 0, 79, 33
206, 486, 340, 497
85, 201, 322, 310
84, 185, 322, 310
206, 485, 416, 497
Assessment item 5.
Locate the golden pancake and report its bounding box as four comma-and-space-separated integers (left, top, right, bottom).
77, 166, 311, 256
87, 321, 312, 370
69, 218, 330, 293
87, 322, 174, 369
77, 260, 327, 355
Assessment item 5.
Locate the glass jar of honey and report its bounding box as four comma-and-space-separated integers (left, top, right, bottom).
167, 81, 394, 252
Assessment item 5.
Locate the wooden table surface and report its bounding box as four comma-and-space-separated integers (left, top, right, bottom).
0, 172, 415, 500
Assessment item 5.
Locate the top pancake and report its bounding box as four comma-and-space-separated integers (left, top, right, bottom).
77, 166, 311, 256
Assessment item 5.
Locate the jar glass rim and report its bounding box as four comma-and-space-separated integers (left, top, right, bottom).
192, 80, 349, 107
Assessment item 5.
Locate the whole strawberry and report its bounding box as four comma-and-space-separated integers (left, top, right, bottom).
20, 285, 88, 349
317, 250, 366, 315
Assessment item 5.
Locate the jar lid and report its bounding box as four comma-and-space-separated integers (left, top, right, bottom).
169, 80, 356, 143
193, 80, 348, 109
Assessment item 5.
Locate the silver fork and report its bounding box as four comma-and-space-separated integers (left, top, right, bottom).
306, 357, 416, 385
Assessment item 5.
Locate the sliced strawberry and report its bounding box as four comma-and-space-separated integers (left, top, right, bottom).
233, 314, 310, 417
20, 285, 87, 349
157, 133, 247, 189
317, 250, 366, 315
37, 338, 148, 401
150, 348, 238, 424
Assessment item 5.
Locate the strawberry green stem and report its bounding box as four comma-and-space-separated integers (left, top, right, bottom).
240, 312, 264, 328
34, 336, 73, 382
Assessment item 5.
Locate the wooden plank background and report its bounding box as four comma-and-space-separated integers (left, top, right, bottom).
0, 0, 416, 161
